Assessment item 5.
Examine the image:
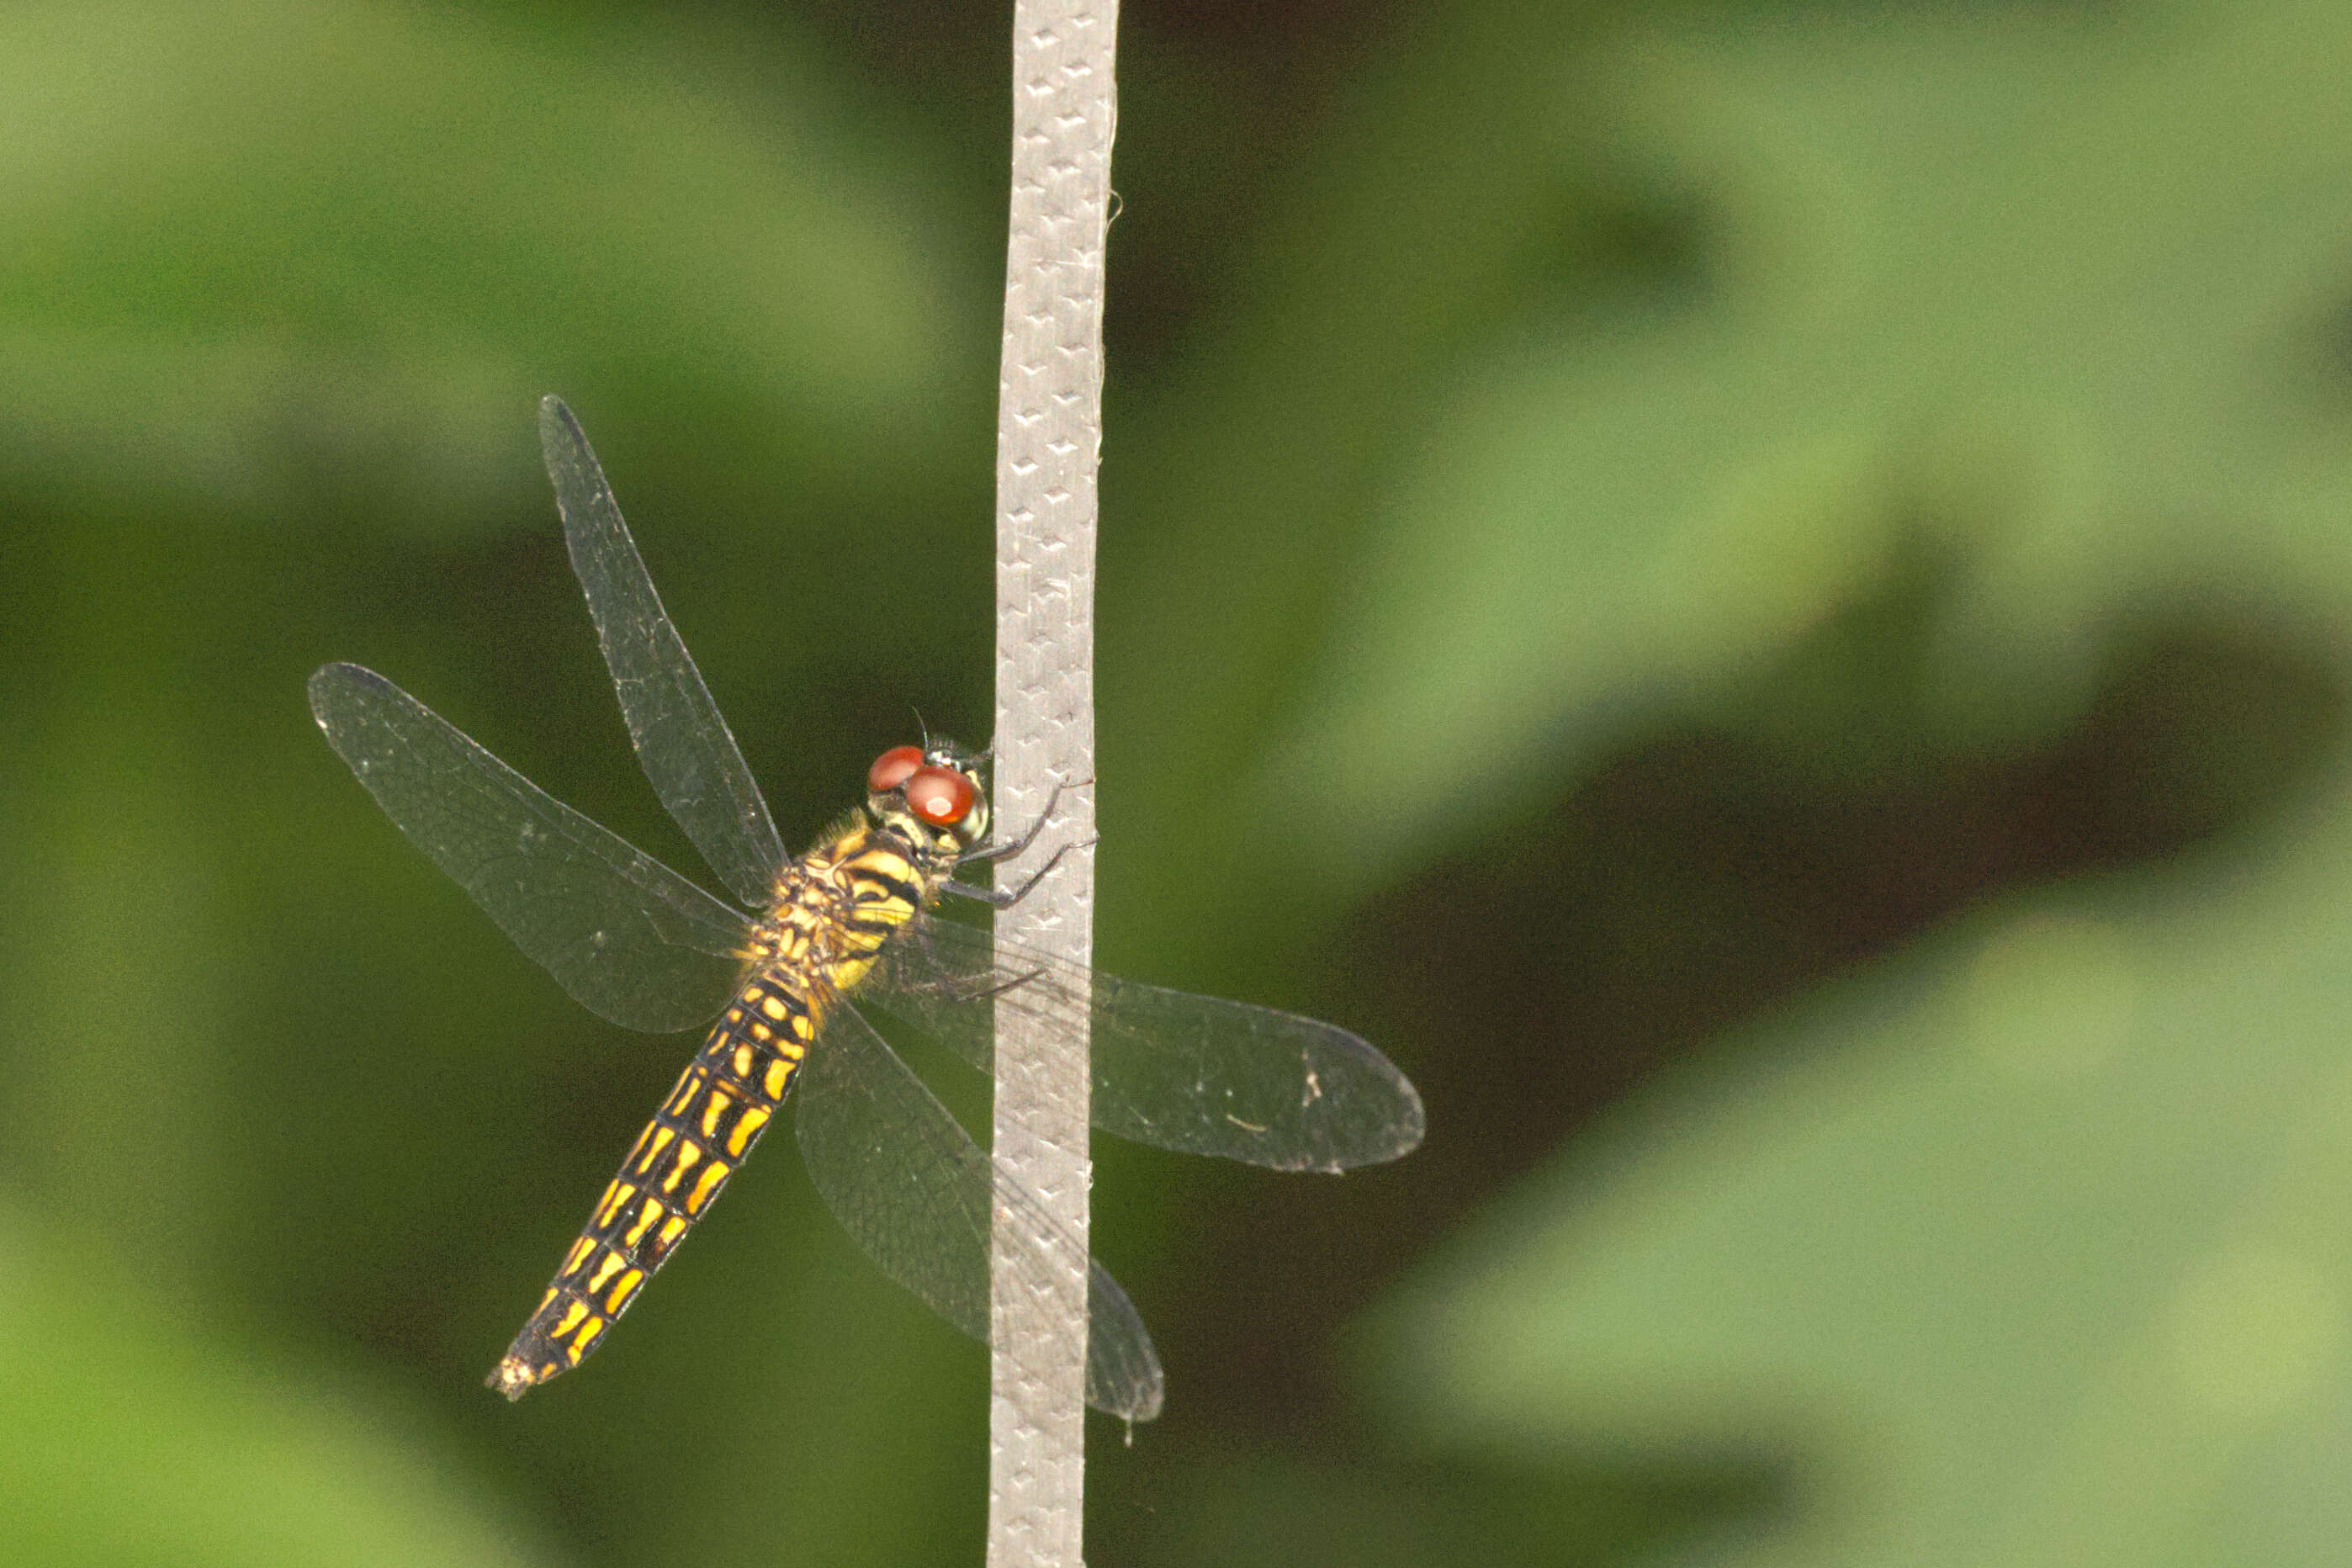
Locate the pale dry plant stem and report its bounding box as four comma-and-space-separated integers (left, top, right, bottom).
987, 2, 1117, 1565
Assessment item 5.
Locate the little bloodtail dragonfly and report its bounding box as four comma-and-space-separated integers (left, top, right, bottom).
310, 399, 1422, 1420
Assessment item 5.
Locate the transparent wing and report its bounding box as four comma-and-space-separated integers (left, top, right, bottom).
866, 921, 1425, 1173
794, 995, 1164, 1422
309, 662, 753, 1034
540, 397, 787, 909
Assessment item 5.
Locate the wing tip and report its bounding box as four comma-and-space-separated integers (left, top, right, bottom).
1311, 1050, 1427, 1170
306, 660, 382, 731
1387, 1074, 1428, 1160
538, 394, 586, 458
1089, 1362, 1165, 1425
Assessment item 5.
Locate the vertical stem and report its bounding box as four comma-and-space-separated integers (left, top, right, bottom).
988, 3, 1116, 1565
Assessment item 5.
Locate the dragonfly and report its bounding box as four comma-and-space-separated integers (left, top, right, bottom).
308, 397, 1424, 1422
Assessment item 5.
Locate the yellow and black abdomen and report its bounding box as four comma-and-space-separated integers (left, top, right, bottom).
486, 824, 942, 1400
487, 972, 816, 1397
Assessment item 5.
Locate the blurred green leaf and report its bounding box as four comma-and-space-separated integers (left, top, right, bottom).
0, 1210, 556, 1568
1375, 809, 2352, 1565
1122, 0, 2352, 898
0, 0, 968, 527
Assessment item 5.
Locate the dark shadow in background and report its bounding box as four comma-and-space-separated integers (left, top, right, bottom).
1094, 549, 2350, 1561
630, 4, 2350, 1559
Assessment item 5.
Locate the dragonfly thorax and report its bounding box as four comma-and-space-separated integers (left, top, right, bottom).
740, 746, 988, 999
742, 797, 970, 1014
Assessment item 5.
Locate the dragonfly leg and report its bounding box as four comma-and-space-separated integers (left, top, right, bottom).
958, 777, 1092, 866
943, 836, 1089, 908
955, 963, 1049, 1003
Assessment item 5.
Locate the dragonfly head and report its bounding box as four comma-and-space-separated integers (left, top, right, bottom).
866, 744, 991, 857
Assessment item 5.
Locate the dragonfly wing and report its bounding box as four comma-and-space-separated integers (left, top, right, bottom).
310, 662, 752, 1034
868, 922, 1426, 1173
540, 397, 788, 909
794, 997, 1164, 1422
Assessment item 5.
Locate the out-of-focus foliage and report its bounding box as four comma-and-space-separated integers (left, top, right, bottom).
0, 0, 972, 528
1379, 864, 2352, 1568
3, 0, 2350, 1563
1265, 1, 2352, 885
0, 1210, 554, 1567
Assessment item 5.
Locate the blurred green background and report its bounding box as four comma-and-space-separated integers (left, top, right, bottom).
5, 0, 2352, 1562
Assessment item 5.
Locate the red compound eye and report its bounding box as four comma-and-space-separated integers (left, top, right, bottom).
904, 765, 977, 827
867, 745, 925, 794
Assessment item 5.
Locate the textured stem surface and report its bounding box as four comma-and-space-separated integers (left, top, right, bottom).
988, 2, 1117, 1565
